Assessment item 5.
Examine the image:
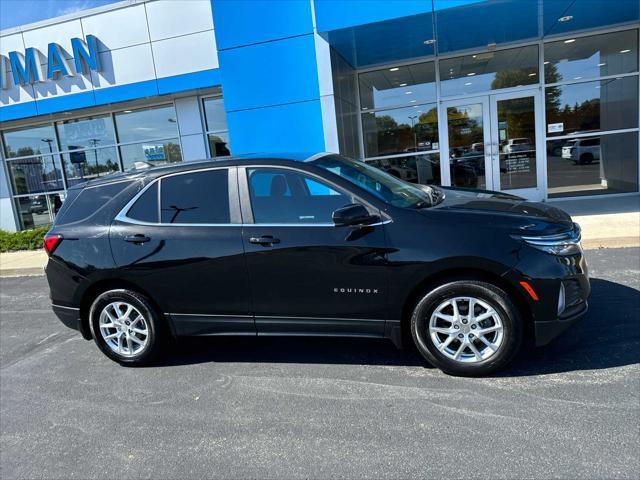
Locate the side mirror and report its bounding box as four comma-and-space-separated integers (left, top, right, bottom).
332, 204, 380, 227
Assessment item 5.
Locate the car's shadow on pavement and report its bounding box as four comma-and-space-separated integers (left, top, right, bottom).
158, 278, 640, 376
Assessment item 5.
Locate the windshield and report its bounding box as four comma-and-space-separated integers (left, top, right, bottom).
309, 155, 435, 208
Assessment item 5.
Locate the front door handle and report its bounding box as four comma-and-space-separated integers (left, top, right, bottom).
124, 234, 151, 244
249, 235, 280, 246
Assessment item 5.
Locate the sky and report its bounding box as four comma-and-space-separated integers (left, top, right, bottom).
1, 0, 121, 30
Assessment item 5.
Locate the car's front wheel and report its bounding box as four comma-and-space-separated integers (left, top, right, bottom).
89, 289, 164, 366
410, 280, 523, 376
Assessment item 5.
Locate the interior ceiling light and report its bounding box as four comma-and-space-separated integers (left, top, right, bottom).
405, 91, 413, 94
528, 73, 536, 77
564, 39, 576, 44
558, 15, 573, 22
399, 83, 408, 87
464, 82, 472, 85
620, 49, 631, 53
598, 62, 606, 66
543, 61, 550, 65
423, 39, 435, 45
389, 67, 400, 72
467, 72, 476, 76
410, 100, 417, 103
573, 76, 582, 80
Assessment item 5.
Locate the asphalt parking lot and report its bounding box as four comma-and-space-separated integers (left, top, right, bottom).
1, 247, 638, 479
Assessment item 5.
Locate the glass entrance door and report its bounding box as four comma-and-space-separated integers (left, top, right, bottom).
442, 98, 491, 190
442, 90, 544, 200
489, 90, 544, 200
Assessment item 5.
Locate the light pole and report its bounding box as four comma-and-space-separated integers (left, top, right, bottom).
409, 115, 418, 150
89, 138, 100, 176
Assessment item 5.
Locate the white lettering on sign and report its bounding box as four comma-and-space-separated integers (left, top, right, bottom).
548, 122, 564, 133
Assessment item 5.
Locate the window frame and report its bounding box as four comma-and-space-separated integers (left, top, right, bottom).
116, 166, 240, 226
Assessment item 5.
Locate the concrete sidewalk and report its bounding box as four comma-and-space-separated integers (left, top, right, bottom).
551, 195, 640, 249
0, 195, 638, 277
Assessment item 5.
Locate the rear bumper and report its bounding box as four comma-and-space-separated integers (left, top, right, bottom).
534, 301, 588, 346
51, 304, 91, 339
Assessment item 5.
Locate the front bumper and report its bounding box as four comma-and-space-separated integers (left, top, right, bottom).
534, 301, 588, 346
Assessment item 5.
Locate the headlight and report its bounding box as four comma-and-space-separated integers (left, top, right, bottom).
513, 223, 582, 256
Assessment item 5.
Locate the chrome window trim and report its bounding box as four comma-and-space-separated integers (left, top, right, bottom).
114, 164, 380, 228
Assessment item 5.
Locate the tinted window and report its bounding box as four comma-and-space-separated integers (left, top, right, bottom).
160, 170, 229, 224
439, 45, 539, 97
127, 183, 159, 223
247, 168, 351, 224
544, 30, 638, 83
57, 182, 133, 225
545, 76, 638, 136
56, 115, 116, 151
2, 125, 58, 158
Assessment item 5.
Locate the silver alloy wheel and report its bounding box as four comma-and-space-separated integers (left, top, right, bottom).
98, 301, 149, 357
428, 296, 504, 363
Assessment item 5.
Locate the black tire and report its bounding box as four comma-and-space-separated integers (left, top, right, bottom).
579, 153, 594, 165
410, 280, 523, 376
89, 289, 165, 366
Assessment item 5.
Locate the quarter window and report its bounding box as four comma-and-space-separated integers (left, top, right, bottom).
247, 168, 351, 224
127, 183, 159, 223
160, 170, 230, 224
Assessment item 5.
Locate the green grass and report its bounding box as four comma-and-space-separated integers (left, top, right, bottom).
0, 226, 50, 253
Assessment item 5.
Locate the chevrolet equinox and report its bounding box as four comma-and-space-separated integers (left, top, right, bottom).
45, 153, 589, 376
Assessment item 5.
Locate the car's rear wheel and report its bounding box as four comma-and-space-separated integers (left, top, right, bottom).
410, 280, 523, 376
89, 289, 164, 366
579, 153, 594, 165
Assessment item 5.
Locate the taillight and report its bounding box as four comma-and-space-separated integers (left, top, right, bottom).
43, 233, 63, 256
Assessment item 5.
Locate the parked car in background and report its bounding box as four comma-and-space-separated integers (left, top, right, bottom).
562, 138, 601, 164
44, 153, 589, 376
502, 138, 533, 154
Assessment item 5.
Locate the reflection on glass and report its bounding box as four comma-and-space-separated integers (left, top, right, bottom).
56, 115, 116, 152
547, 132, 638, 198
207, 132, 231, 157
7, 155, 64, 194
115, 105, 179, 143
203, 97, 228, 132
14, 193, 63, 229
359, 62, 436, 110
440, 45, 539, 97
544, 30, 638, 83
2, 125, 58, 158
447, 103, 486, 189
362, 104, 438, 157
497, 97, 537, 190
62, 147, 120, 186
366, 153, 441, 186
545, 76, 638, 136
120, 139, 182, 170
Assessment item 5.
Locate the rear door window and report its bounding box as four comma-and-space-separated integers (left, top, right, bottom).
160, 169, 230, 224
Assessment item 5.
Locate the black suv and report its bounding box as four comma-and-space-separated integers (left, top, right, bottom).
44, 153, 589, 376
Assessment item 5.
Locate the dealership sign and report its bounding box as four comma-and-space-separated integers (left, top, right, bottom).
0, 35, 100, 89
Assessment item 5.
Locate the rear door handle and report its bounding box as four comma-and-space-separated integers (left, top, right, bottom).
124, 234, 151, 244
249, 235, 280, 246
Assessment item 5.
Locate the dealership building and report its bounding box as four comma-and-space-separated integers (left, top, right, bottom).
0, 0, 638, 231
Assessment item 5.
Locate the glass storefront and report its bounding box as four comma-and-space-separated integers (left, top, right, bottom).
357, 28, 639, 200
1, 97, 231, 229
203, 97, 231, 157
